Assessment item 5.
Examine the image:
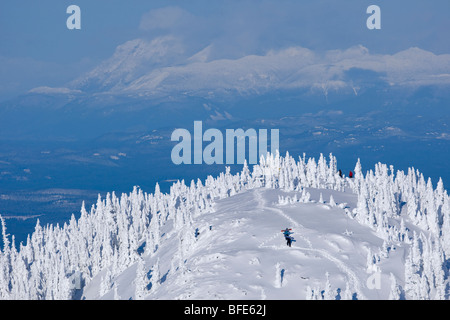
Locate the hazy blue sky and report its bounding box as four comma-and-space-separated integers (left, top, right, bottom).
0, 0, 449, 99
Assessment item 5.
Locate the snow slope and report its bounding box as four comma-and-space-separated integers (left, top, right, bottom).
84, 186, 409, 300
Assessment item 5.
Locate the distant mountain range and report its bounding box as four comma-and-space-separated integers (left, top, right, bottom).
24, 36, 450, 99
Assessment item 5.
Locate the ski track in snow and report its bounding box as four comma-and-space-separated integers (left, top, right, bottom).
253, 188, 366, 299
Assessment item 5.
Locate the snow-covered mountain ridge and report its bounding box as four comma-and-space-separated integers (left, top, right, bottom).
0, 152, 449, 300
32, 38, 450, 98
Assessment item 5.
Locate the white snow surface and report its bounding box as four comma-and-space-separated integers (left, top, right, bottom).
83, 186, 404, 300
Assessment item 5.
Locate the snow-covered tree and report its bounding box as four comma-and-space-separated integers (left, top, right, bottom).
151, 258, 161, 292
388, 273, 401, 300
134, 256, 148, 300
323, 272, 335, 300
100, 268, 113, 297
341, 281, 353, 300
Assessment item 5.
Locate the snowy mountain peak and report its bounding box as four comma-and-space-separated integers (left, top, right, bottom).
0, 152, 449, 300
70, 36, 186, 92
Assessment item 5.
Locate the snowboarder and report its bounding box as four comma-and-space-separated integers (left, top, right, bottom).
338, 169, 343, 178
282, 228, 291, 237
282, 228, 293, 247
349, 171, 353, 178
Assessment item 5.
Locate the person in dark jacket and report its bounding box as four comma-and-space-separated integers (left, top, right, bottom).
286, 236, 292, 247
282, 228, 293, 247
338, 169, 343, 178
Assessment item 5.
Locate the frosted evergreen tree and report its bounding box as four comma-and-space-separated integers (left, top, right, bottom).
323, 272, 334, 300
356, 181, 370, 225
388, 273, 401, 300
317, 153, 327, 187
404, 255, 413, 298
100, 268, 113, 296
425, 180, 440, 235
151, 258, 161, 291
319, 193, 324, 204
399, 218, 409, 243
411, 232, 423, 274
56, 263, 72, 300
327, 153, 337, 190
353, 158, 364, 193
306, 286, 323, 300
113, 282, 121, 300
305, 286, 314, 300
329, 195, 336, 207
419, 275, 431, 300
341, 281, 353, 300
366, 249, 376, 272
134, 256, 148, 300
274, 263, 282, 288
442, 196, 450, 256
381, 241, 389, 258
431, 238, 446, 300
